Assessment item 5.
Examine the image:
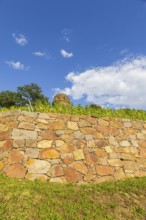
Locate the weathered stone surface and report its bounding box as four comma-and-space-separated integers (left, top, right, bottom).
38, 113, 50, 119
26, 139, 37, 148
5, 164, 26, 178
114, 168, 126, 180
93, 132, 103, 139
26, 159, 51, 173
95, 176, 114, 184
73, 149, 85, 160
58, 143, 74, 154
65, 167, 83, 182
0, 161, 4, 171
110, 121, 123, 128
62, 154, 74, 164
96, 148, 107, 158
81, 127, 95, 134
39, 131, 56, 140
51, 122, 66, 130
132, 121, 143, 129
70, 162, 88, 174
0, 124, 8, 132
9, 149, 25, 164
98, 119, 109, 126
107, 159, 122, 167
49, 165, 64, 177
12, 129, 37, 140
55, 140, 65, 147
26, 148, 39, 158
85, 134, 93, 141
67, 121, 78, 130
122, 161, 137, 170
96, 165, 115, 176
18, 122, 35, 130
140, 148, 146, 158
73, 131, 84, 139
123, 121, 132, 128
13, 139, 25, 148
120, 140, 131, 147
0, 131, 11, 141
18, 115, 35, 123
39, 148, 60, 159
0, 140, 13, 153
78, 120, 91, 128
96, 139, 108, 148
87, 140, 96, 148
37, 140, 53, 148
96, 125, 111, 136
139, 141, 146, 148
85, 152, 98, 165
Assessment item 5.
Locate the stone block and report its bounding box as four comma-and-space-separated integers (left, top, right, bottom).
37, 140, 53, 148
96, 165, 115, 176
64, 167, 83, 182
70, 162, 88, 174
85, 152, 98, 165
39, 148, 60, 159
9, 149, 25, 164
12, 129, 37, 140
67, 121, 78, 130
73, 149, 85, 160
5, 164, 26, 178
26, 159, 51, 174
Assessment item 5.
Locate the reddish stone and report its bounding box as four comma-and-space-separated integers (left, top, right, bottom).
5, 163, 26, 178
39, 131, 56, 140
62, 155, 74, 164
64, 167, 83, 182
0, 131, 11, 141
96, 165, 115, 176
0, 140, 13, 153
140, 148, 146, 158
9, 149, 25, 164
50, 165, 64, 177
96, 126, 110, 136
85, 152, 98, 165
96, 139, 108, 148
139, 141, 146, 148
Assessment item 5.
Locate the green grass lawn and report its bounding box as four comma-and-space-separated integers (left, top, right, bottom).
1, 174, 146, 220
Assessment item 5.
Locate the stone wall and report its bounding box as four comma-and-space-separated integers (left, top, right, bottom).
0, 110, 146, 184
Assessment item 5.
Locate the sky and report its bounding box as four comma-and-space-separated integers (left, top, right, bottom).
1, 0, 146, 109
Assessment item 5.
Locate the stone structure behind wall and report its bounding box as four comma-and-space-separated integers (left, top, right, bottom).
0, 110, 146, 184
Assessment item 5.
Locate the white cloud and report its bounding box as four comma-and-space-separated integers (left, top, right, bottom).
61, 49, 73, 58
32, 51, 46, 57
6, 61, 28, 70
12, 33, 28, 46
56, 55, 146, 110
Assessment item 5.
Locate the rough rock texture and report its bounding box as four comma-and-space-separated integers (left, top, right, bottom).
0, 110, 146, 184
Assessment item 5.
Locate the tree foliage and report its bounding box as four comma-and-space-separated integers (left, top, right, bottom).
0, 83, 49, 108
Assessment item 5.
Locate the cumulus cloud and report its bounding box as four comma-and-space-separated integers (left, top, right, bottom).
12, 33, 28, 46
56, 56, 146, 110
6, 61, 28, 70
61, 49, 73, 58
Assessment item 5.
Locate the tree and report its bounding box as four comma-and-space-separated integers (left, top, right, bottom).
17, 83, 49, 105
0, 91, 21, 107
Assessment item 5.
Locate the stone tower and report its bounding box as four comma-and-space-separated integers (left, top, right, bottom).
52, 93, 70, 106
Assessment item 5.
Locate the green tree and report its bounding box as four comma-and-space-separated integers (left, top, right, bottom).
0, 90, 21, 107
17, 83, 49, 105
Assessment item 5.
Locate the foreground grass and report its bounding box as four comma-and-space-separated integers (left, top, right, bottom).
1, 174, 146, 220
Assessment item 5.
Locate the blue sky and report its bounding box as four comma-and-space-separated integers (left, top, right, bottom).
1, 0, 146, 109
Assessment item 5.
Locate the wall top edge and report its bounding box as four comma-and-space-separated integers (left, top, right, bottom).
0, 110, 146, 123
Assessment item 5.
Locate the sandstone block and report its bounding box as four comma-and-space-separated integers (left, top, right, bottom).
73, 131, 84, 139
85, 152, 98, 165
0, 161, 4, 171
26, 159, 51, 174
64, 167, 83, 182
49, 165, 64, 177
51, 122, 66, 130
55, 140, 65, 147
39, 148, 60, 159
18, 122, 35, 130
18, 115, 35, 123
139, 141, 146, 148
58, 143, 74, 154
98, 119, 109, 126
93, 132, 103, 139
96, 165, 115, 176
96, 148, 107, 158
120, 140, 131, 147
61, 154, 74, 164
9, 149, 25, 164
81, 127, 95, 134
39, 131, 56, 140
67, 121, 78, 130
73, 149, 85, 160
37, 140, 53, 148
0, 131, 12, 141
107, 159, 122, 167
26, 139, 37, 148
12, 129, 37, 140
49, 177, 67, 183
5, 164, 26, 178
13, 139, 25, 148
26, 148, 39, 158
70, 162, 88, 174
78, 120, 91, 128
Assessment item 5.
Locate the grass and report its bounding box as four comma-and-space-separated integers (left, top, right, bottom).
0, 101, 146, 121
1, 174, 146, 219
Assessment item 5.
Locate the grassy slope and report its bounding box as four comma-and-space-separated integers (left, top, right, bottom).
1, 174, 146, 220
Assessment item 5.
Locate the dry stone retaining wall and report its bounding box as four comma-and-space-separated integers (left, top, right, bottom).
0, 110, 146, 184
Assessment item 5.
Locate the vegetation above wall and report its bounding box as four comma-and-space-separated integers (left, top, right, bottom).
0, 101, 146, 120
